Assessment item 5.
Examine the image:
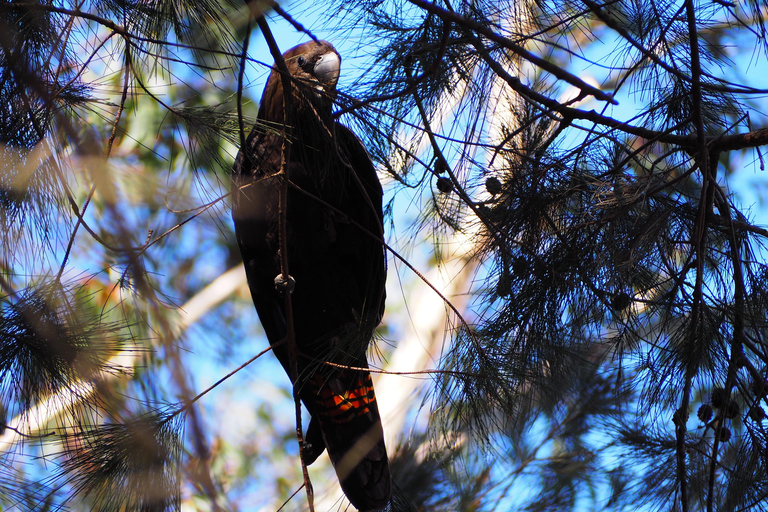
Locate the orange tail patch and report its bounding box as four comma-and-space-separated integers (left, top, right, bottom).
310, 371, 377, 424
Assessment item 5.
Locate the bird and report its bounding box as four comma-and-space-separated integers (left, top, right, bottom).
231, 40, 391, 511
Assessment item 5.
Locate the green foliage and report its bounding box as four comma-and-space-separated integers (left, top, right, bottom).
0, 280, 133, 415
2, 0, 768, 511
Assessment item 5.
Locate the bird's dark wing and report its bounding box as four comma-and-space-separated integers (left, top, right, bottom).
231, 40, 391, 511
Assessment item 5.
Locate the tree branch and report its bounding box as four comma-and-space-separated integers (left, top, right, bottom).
407, 0, 617, 104
254, 15, 315, 512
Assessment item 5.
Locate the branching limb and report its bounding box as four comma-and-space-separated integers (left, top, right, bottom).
407, 0, 616, 105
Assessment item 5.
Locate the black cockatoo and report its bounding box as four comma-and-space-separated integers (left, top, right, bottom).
231, 40, 391, 511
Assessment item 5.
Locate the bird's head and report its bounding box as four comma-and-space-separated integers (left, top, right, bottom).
260, 40, 341, 121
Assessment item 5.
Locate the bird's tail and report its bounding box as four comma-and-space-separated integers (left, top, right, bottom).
306, 368, 391, 511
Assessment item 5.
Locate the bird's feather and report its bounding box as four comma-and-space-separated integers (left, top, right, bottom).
232, 40, 391, 511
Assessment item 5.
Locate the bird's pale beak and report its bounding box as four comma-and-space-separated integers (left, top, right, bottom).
314, 51, 341, 86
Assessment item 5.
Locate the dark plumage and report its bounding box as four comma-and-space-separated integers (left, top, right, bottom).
231, 41, 391, 511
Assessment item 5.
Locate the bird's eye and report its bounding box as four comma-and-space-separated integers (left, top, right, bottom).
297, 56, 306, 67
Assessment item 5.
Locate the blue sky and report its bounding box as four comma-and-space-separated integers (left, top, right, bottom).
216, 4, 768, 511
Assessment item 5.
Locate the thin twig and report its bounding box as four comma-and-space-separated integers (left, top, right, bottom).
254, 15, 314, 512
679, 2, 711, 507
407, 0, 616, 104
276, 483, 306, 512
167, 343, 279, 422
267, 0, 319, 42
282, 179, 479, 347
708, 178, 746, 512
237, 16, 252, 150
57, 46, 131, 282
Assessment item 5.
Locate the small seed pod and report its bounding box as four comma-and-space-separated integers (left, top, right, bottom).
672, 408, 686, 427
697, 404, 713, 423
749, 406, 766, 422
611, 292, 632, 311
718, 426, 731, 443
274, 274, 296, 297
511, 256, 530, 276
485, 177, 502, 195
436, 176, 453, 194
711, 387, 728, 409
